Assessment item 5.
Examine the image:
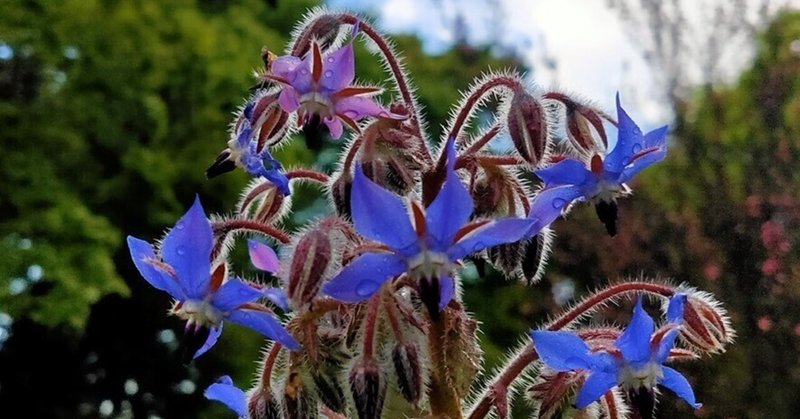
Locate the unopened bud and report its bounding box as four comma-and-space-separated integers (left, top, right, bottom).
298, 16, 342, 54
312, 371, 346, 413
674, 289, 735, 354
250, 94, 289, 149
288, 229, 333, 308
521, 227, 553, 284
508, 92, 548, 165
392, 343, 422, 404
566, 105, 608, 156
348, 357, 387, 419
254, 186, 286, 224
331, 171, 353, 217
248, 387, 281, 419
283, 371, 317, 419
528, 370, 583, 419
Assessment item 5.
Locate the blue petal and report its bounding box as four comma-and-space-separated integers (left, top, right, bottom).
236, 125, 253, 149
656, 328, 680, 363
161, 197, 213, 299
530, 331, 596, 372
351, 165, 418, 254
322, 252, 407, 303
425, 138, 473, 250
447, 218, 535, 261
205, 375, 248, 417
526, 185, 585, 236
259, 151, 291, 196
439, 275, 455, 310
660, 366, 701, 409
617, 144, 667, 183
194, 323, 223, 359
535, 159, 593, 188
604, 93, 644, 174
127, 236, 186, 300
211, 279, 263, 312
228, 309, 300, 351
615, 296, 655, 364
575, 372, 617, 408
666, 293, 687, 324
261, 287, 291, 311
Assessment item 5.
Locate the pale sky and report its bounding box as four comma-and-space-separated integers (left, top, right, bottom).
327, 0, 798, 129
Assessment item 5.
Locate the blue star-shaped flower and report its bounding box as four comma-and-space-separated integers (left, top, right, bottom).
322, 137, 538, 317
207, 102, 291, 195
530, 94, 668, 235
530, 294, 699, 413
127, 197, 300, 358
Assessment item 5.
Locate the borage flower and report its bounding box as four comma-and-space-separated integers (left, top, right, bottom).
531, 294, 699, 417
531, 94, 668, 235
265, 27, 404, 144
322, 138, 537, 317
127, 197, 299, 360
207, 103, 291, 195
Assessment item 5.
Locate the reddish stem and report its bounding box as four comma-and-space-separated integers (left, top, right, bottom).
465, 124, 502, 155
260, 344, 283, 388
239, 182, 276, 214
362, 294, 381, 358
467, 346, 539, 419
383, 294, 404, 341
212, 219, 291, 244
448, 75, 524, 143
287, 168, 330, 184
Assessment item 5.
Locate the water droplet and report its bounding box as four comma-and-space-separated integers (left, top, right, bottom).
471, 242, 486, 252
631, 143, 642, 154
552, 198, 567, 209
300, 68, 309, 75
176, 247, 186, 256
327, 57, 335, 63
355, 280, 380, 297
324, 70, 333, 78
175, 222, 185, 230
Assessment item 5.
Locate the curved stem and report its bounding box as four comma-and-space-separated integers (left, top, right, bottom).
287, 168, 330, 184
467, 346, 538, 419
465, 124, 502, 155
212, 219, 291, 244
260, 343, 283, 388
447, 75, 524, 143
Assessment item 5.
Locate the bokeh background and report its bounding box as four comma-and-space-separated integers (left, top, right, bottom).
2, 0, 800, 417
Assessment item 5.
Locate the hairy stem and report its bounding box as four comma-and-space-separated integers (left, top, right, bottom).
448, 74, 524, 143
427, 310, 463, 419
362, 294, 381, 359
212, 219, 291, 244
287, 168, 330, 184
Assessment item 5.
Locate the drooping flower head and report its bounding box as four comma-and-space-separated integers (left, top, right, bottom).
323, 137, 538, 318
531, 294, 699, 418
265, 25, 405, 144
127, 197, 299, 359
530, 94, 668, 235
207, 102, 291, 195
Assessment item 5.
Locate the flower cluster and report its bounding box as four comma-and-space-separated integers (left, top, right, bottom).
126, 8, 735, 419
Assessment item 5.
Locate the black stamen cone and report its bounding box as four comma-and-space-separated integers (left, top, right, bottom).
594, 200, 618, 236
206, 149, 236, 179
303, 114, 327, 151
419, 276, 441, 321
179, 325, 210, 365
628, 387, 656, 419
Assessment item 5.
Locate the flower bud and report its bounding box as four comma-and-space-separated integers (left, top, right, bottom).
311, 371, 346, 413
527, 370, 583, 419
565, 105, 607, 156
675, 290, 735, 354
253, 186, 287, 224
392, 343, 422, 404
508, 92, 548, 165
521, 227, 554, 284
288, 229, 333, 308
248, 387, 282, 419
348, 357, 387, 419
298, 15, 342, 54
283, 371, 317, 419
330, 171, 353, 217
250, 94, 290, 149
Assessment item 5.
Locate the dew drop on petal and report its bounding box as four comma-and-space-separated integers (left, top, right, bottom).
355, 280, 380, 297
552, 198, 567, 209
300, 68, 309, 75
631, 143, 642, 154
175, 222, 185, 230
327, 57, 335, 63
324, 70, 333, 78
176, 247, 186, 256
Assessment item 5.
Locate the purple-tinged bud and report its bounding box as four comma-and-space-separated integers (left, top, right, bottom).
566, 106, 607, 156
508, 92, 548, 165
295, 15, 342, 55
392, 343, 422, 404
248, 387, 281, 419
287, 229, 333, 308
527, 370, 584, 419
254, 186, 286, 224
330, 171, 353, 217
283, 371, 317, 419
348, 357, 387, 419
675, 289, 735, 354
521, 227, 553, 284
250, 94, 290, 149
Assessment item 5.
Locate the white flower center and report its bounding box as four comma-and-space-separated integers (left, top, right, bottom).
406, 250, 454, 280
300, 92, 334, 117
173, 299, 224, 329
617, 362, 663, 391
